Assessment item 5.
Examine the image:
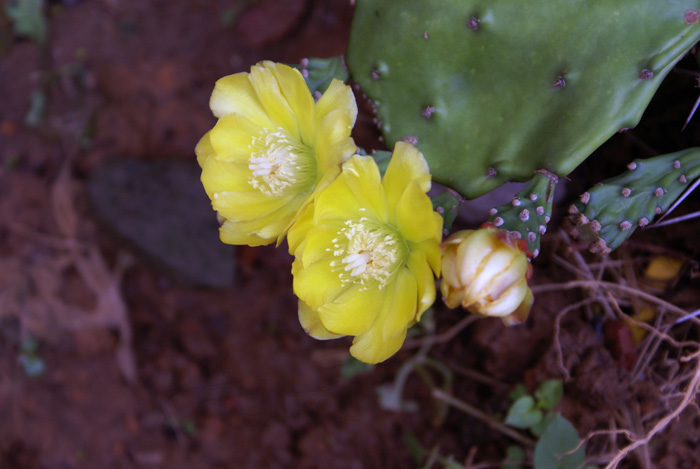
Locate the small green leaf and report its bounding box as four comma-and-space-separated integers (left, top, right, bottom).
535, 379, 564, 410
533, 414, 585, 469
509, 384, 529, 402
5, 0, 47, 45
530, 412, 556, 438
341, 355, 374, 380
505, 395, 543, 429
502, 445, 525, 469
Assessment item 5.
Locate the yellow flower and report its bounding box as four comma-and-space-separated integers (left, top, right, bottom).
288, 142, 443, 364
196, 61, 357, 246
440, 227, 533, 325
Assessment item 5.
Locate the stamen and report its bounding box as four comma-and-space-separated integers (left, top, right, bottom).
247, 129, 314, 196
335, 220, 405, 288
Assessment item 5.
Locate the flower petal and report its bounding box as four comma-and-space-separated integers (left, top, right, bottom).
315, 79, 358, 130
200, 157, 251, 197
210, 72, 273, 127
249, 62, 299, 139
316, 156, 388, 223
292, 258, 352, 310
381, 268, 418, 340
312, 157, 379, 223
406, 251, 437, 319
464, 248, 523, 303
350, 302, 407, 364
270, 63, 315, 144
195, 131, 214, 167
287, 201, 315, 256
382, 142, 431, 210
396, 180, 442, 241
317, 284, 383, 336
299, 223, 343, 267
212, 190, 297, 222
456, 230, 494, 286
299, 300, 344, 340
219, 218, 286, 246
411, 236, 443, 275
474, 278, 528, 317
208, 113, 260, 162
314, 109, 356, 173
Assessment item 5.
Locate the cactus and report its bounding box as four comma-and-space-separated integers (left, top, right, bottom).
569, 148, 700, 254
487, 171, 558, 258
346, 0, 700, 199
295, 56, 349, 96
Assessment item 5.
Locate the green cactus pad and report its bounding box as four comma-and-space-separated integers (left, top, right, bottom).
569, 148, 700, 254
346, 0, 700, 199
487, 171, 558, 258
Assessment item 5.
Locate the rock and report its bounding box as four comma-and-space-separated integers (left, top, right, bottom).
88, 157, 234, 288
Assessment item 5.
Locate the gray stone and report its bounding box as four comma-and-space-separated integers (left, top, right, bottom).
88, 158, 234, 288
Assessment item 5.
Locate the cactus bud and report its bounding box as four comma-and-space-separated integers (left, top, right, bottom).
440, 227, 533, 325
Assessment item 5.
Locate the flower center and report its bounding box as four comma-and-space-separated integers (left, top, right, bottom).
331, 217, 405, 289
248, 129, 315, 196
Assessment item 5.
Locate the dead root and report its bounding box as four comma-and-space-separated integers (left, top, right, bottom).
532, 231, 700, 467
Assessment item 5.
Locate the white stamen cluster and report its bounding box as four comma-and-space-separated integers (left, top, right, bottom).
248, 129, 312, 196
330, 218, 402, 288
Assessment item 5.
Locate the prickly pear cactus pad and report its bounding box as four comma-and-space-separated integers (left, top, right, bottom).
569, 148, 700, 254
346, 0, 700, 199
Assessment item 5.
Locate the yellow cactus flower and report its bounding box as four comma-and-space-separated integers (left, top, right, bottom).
288, 142, 443, 364
440, 227, 533, 325
196, 61, 358, 246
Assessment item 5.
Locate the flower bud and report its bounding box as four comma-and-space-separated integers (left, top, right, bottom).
440, 227, 533, 324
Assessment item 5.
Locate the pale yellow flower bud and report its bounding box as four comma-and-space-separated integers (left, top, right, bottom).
440, 227, 533, 325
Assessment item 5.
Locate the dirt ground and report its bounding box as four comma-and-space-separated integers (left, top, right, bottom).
1, 1, 700, 468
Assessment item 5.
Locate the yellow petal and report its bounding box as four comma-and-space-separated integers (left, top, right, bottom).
382, 142, 431, 210
349, 297, 408, 364
312, 158, 376, 223
406, 251, 437, 319
411, 236, 442, 275
200, 157, 251, 198
208, 113, 260, 161
212, 190, 296, 222
329, 156, 388, 223
315, 79, 358, 130
299, 300, 344, 340
270, 63, 315, 144
249, 62, 299, 139
195, 131, 215, 168
381, 268, 418, 340
314, 109, 356, 173
287, 201, 315, 256
219, 218, 283, 246
317, 284, 383, 336
299, 223, 342, 267
396, 180, 441, 241
210, 72, 273, 127
292, 258, 351, 310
